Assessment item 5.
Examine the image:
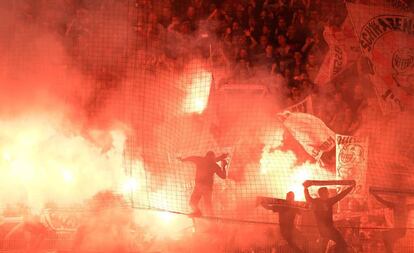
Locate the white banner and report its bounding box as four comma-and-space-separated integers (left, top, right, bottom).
336, 134, 369, 194
368, 0, 410, 11
314, 17, 360, 86
279, 112, 335, 160
347, 3, 414, 114
285, 95, 313, 114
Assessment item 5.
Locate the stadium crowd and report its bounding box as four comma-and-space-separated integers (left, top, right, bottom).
1, 0, 413, 252
12, 0, 375, 135
129, 0, 372, 136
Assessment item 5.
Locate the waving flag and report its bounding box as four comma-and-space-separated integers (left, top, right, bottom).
284, 96, 313, 114
347, 3, 414, 114
369, 0, 410, 11
314, 17, 360, 86
336, 134, 369, 192
279, 112, 335, 161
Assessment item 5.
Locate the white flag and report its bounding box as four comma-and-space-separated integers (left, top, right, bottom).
336, 134, 369, 192
285, 96, 313, 114
314, 17, 360, 86
347, 3, 414, 114
279, 112, 335, 160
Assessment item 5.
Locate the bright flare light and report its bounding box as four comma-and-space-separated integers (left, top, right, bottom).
183, 69, 212, 114
121, 177, 139, 194
62, 169, 75, 183
0, 115, 129, 210
290, 167, 312, 200
259, 142, 335, 201
158, 211, 174, 223
2, 150, 11, 161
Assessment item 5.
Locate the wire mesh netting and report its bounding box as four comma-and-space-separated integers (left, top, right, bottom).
1, 0, 414, 252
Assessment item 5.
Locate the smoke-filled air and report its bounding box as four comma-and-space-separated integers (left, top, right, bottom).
0, 0, 414, 252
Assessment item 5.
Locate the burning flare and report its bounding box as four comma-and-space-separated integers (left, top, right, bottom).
0, 114, 130, 211
182, 67, 212, 114
259, 130, 335, 201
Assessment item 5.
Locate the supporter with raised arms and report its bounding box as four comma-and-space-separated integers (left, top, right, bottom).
370, 188, 414, 253
258, 191, 306, 253
303, 180, 356, 253
178, 151, 228, 216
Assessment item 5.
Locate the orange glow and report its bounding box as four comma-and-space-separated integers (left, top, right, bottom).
0, 114, 133, 211
135, 209, 193, 240
259, 132, 335, 201
121, 177, 140, 194
62, 169, 75, 183
183, 68, 212, 114
158, 211, 174, 223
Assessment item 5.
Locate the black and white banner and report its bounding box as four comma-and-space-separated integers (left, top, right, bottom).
314, 17, 360, 86
285, 96, 313, 114
347, 3, 414, 114
336, 134, 369, 194
279, 112, 335, 160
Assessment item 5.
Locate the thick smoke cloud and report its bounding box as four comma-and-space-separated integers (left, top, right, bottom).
0, 0, 135, 209
2, 0, 414, 252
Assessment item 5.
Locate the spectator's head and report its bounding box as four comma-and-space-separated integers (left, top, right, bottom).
277, 34, 287, 46
313, 33, 322, 44
267, 9, 275, 20
262, 24, 271, 36
225, 26, 232, 35
136, 22, 144, 33
279, 60, 289, 72
149, 12, 158, 24
308, 19, 318, 33
259, 35, 269, 47
287, 25, 297, 40
284, 67, 293, 79
310, 10, 319, 21
293, 68, 301, 77
302, 78, 316, 93
332, 15, 343, 27
296, 8, 305, 19
318, 187, 329, 199
294, 51, 302, 62
277, 17, 287, 29
187, 6, 196, 19
161, 6, 171, 18
265, 45, 273, 56
286, 191, 295, 203
180, 21, 191, 34
232, 21, 241, 32
247, 4, 255, 16
238, 34, 248, 46
307, 52, 318, 66
248, 16, 257, 28
259, 10, 267, 20
171, 16, 180, 25
205, 151, 216, 162
238, 48, 249, 59
236, 4, 245, 18
239, 58, 249, 67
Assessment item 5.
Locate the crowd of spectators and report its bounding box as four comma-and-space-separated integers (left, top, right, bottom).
10, 0, 371, 135
0, 1, 411, 253
8, 0, 411, 135
134, 0, 371, 135
142, 0, 339, 91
